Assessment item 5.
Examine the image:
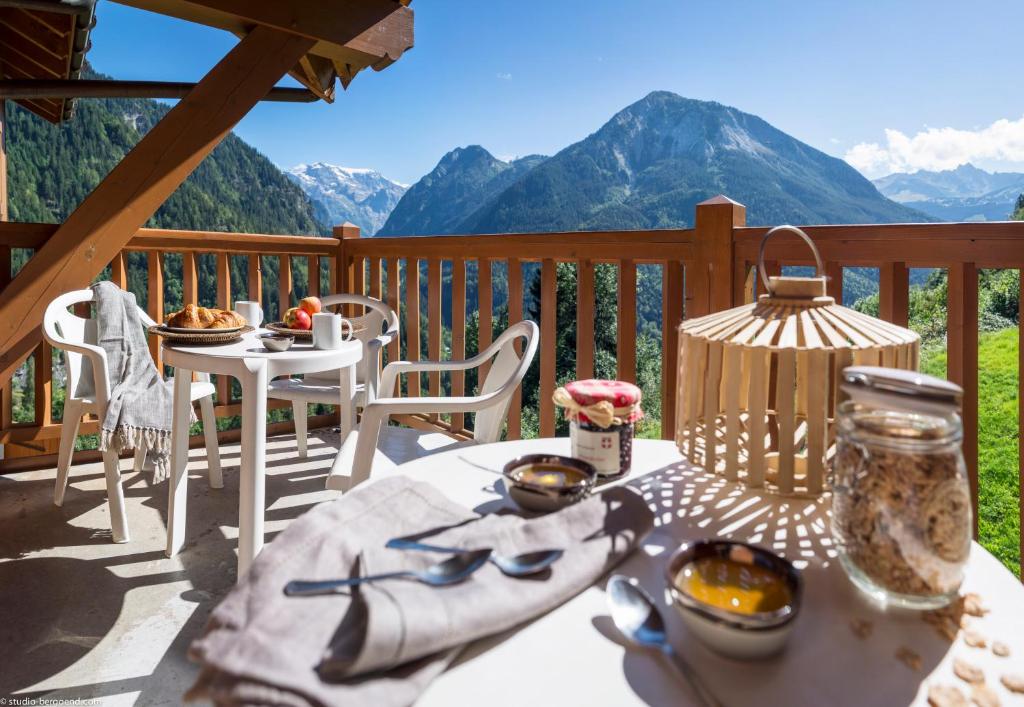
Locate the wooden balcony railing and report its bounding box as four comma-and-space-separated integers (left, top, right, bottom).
0, 221, 353, 465
2, 197, 1023, 577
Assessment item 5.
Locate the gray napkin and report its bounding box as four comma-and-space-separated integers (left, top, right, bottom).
187, 476, 654, 706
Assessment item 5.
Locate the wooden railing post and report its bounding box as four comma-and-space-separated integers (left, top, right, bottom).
333, 222, 360, 316
693, 195, 745, 317
879, 261, 909, 327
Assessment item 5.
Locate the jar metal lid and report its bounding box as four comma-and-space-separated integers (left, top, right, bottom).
841, 366, 962, 417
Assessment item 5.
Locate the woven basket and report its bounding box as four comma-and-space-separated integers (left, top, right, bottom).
149, 324, 254, 345
675, 226, 920, 496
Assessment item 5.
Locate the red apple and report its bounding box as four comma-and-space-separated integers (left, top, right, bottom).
292, 309, 312, 330
299, 296, 322, 315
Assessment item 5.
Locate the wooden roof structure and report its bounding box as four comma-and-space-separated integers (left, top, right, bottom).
0, 0, 96, 122
0, 0, 414, 386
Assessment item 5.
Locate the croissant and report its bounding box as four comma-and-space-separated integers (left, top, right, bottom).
167, 304, 246, 329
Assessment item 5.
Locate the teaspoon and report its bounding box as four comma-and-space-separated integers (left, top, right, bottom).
386, 538, 563, 577
284, 549, 492, 596
606, 575, 725, 707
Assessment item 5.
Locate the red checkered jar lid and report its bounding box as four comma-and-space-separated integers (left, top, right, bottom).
553, 379, 644, 427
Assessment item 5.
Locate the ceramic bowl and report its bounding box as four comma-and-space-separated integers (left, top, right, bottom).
260, 333, 295, 352
502, 454, 597, 513
664, 539, 803, 659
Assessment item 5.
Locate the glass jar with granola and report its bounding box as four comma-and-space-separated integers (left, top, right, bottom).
831, 366, 971, 610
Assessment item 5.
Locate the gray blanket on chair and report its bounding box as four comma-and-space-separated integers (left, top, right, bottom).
92, 280, 177, 481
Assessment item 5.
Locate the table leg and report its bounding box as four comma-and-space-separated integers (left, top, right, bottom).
237, 359, 268, 579
165, 368, 193, 558
339, 362, 356, 435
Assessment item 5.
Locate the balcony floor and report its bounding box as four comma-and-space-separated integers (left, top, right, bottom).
0, 430, 345, 706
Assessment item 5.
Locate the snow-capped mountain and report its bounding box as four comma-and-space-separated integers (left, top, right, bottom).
873, 164, 1024, 221
286, 162, 408, 235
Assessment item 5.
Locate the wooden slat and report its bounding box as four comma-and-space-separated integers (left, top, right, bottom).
183, 251, 198, 305
33, 342, 51, 427
0, 245, 11, 430
353, 255, 366, 298
478, 258, 493, 386
947, 262, 979, 538
577, 259, 594, 380
405, 258, 421, 397
426, 258, 442, 403
278, 254, 292, 319
879, 261, 909, 327
0, 27, 317, 389
147, 252, 164, 369
661, 260, 684, 440
308, 255, 321, 298
451, 258, 467, 433
507, 258, 523, 439
825, 262, 843, 304
385, 257, 400, 373
1019, 270, 1024, 580
369, 257, 382, 300
110, 251, 127, 289
539, 258, 557, 436
216, 252, 232, 404
617, 260, 637, 382
248, 254, 262, 308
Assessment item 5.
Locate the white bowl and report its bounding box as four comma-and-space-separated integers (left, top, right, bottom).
664, 539, 803, 660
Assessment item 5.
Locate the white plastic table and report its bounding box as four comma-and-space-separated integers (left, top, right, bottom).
163, 329, 362, 577
375, 438, 1024, 707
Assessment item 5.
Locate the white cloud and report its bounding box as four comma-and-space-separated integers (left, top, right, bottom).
829, 137, 842, 145
496, 72, 512, 80
845, 115, 1024, 178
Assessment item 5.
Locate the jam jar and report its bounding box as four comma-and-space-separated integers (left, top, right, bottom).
831, 366, 970, 609
553, 379, 643, 479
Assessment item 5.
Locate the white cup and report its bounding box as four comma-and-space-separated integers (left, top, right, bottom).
234, 300, 263, 327
312, 313, 354, 350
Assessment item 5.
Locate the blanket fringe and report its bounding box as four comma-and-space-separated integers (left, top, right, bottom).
100, 424, 172, 482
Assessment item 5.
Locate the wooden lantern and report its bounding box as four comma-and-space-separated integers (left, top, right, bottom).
675, 226, 920, 496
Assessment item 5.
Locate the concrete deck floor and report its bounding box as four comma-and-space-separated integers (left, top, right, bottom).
0, 430, 345, 706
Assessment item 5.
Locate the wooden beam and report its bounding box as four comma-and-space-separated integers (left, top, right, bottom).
0, 79, 319, 102
0, 98, 6, 223
113, 0, 413, 65
0, 27, 315, 387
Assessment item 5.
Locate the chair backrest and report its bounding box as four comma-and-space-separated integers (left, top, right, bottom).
473, 320, 540, 443
42, 287, 153, 401
307, 293, 399, 383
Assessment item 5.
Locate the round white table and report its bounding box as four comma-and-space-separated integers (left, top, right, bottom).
163, 329, 362, 577
376, 438, 1024, 707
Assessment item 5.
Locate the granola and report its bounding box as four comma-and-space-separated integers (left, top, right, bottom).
927, 684, 968, 707
832, 419, 970, 598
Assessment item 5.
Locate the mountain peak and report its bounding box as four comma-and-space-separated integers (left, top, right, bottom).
286, 162, 407, 235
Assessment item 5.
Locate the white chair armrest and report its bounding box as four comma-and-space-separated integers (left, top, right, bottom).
138, 309, 158, 328
379, 353, 489, 395
42, 332, 111, 405
368, 393, 503, 417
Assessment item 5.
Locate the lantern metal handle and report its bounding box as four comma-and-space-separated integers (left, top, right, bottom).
757, 225, 825, 296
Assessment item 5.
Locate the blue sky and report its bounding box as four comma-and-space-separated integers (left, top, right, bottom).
88, 0, 1024, 184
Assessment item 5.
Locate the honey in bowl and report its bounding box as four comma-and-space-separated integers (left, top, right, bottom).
674, 556, 792, 615
514, 463, 588, 489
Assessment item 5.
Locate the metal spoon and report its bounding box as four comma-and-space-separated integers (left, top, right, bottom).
387, 538, 563, 577
284, 549, 492, 596
606, 575, 725, 707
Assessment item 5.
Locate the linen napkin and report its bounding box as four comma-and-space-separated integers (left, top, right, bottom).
187, 475, 654, 706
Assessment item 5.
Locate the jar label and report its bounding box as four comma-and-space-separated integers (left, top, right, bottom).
571, 425, 620, 476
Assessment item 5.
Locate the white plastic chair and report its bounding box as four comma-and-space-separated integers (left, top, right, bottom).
267, 293, 398, 456
42, 289, 222, 543
327, 320, 539, 492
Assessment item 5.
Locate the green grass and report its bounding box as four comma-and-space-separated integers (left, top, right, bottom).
922, 327, 1021, 576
